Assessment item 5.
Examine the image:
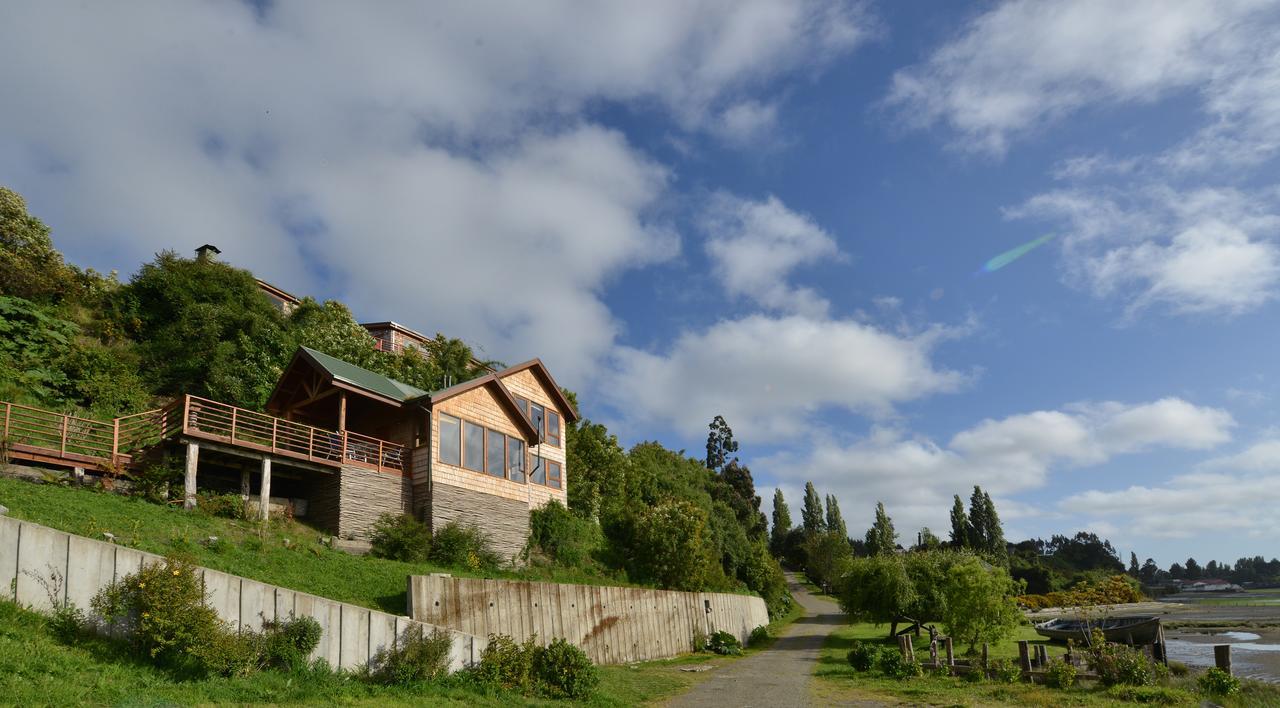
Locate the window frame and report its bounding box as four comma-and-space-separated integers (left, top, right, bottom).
485, 428, 506, 478
462, 420, 485, 473
546, 410, 561, 447
507, 436, 526, 483
547, 460, 562, 489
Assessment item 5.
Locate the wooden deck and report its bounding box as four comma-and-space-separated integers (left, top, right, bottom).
1, 396, 405, 476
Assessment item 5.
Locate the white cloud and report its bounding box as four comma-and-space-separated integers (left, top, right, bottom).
701, 193, 841, 317
1008, 186, 1280, 317
605, 314, 966, 441
714, 101, 782, 145
762, 397, 1233, 538
886, 0, 1275, 156
0, 1, 876, 388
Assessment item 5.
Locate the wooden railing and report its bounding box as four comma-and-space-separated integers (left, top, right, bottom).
0, 396, 405, 475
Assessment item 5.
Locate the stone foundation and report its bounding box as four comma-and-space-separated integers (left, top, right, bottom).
430, 480, 530, 561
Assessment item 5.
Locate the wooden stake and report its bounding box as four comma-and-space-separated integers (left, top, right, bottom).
183, 442, 199, 510
945, 637, 954, 667
1215, 645, 1232, 675
1018, 640, 1032, 674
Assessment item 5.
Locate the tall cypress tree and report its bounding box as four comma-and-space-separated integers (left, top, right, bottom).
949, 494, 969, 548
802, 482, 825, 535
770, 489, 792, 556
982, 490, 1006, 558
967, 486, 989, 551
1129, 552, 1140, 577
865, 502, 897, 556
824, 494, 847, 539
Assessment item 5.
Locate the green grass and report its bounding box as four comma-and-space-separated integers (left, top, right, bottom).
0, 598, 725, 706
812, 621, 1280, 707
0, 475, 664, 614
1188, 591, 1280, 607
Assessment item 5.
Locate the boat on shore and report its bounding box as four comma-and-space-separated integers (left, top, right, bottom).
1034, 616, 1160, 644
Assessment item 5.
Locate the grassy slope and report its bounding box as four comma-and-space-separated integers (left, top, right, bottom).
0, 475, 657, 614
813, 621, 1280, 707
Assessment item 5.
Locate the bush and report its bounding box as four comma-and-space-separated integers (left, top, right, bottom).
430, 522, 501, 570
90, 556, 225, 666
48, 604, 87, 643
1044, 658, 1077, 689
707, 630, 742, 656
749, 625, 770, 646
876, 647, 923, 679
258, 615, 322, 672
1167, 660, 1189, 677
691, 629, 708, 653
1106, 685, 1193, 704
1089, 641, 1154, 687
528, 500, 600, 568
534, 638, 598, 699
369, 513, 431, 563
1197, 666, 1241, 696
846, 641, 877, 672
987, 657, 1022, 684
198, 492, 248, 520
368, 624, 454, 685
132, 460, 182, 503
475, 633, 539, 692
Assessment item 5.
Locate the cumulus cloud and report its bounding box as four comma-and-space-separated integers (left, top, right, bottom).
762, 397, 1233, 538
1008, 186, 1280, 317
605, 314, 966, 441
886, 0, 1275, 156
701, 193, 842, 317
0, 0, 877, 387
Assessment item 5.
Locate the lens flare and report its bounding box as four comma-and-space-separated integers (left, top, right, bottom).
979, 234, 1053, 274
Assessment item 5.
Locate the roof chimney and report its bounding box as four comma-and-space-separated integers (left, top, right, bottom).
195, 244, 221, 262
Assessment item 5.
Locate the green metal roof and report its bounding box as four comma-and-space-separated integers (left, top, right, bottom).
300, 347, 429, 403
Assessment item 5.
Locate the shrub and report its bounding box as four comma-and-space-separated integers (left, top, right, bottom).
132, 460, 182, 503
369, 513, 431, 563
258, 615, 322, 672
1044, 658, 1077, 689
846, 641, 877, 672
749, 625, 770, 646
430, 522, 500, 570
1106, 685, 1193, 705
528, 500, 600, 568
368, 624, 454, 685
90, 556, 225, 666
987, 657, 1022, 684
198, 492, 248, 520
1197, 666, 1241, 697
1089, 641, 1154, 687
191, 628, 259, 677
876, 647, 923, 679
691, 629, 708, 653
534, 638, 598, 699
1167, 660, 1189, 677
476, 633, 539, 693
707, 630, 743, 656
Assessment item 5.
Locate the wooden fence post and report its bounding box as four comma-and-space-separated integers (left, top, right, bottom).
929, 638, 938, 665
60, 414, 69, 455
1018, 640, 1032, 674
1215, 645, 1232, 675
945, 637, 954, 667
981, 643, 989, 669
905, 635, 915, 663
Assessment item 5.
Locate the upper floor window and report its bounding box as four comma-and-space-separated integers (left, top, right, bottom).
463, 421, 484, 472
485, 428, 505, 478
530, 402, 545, 443
546, 411, 561, 447
508, 438, 526, 483
515, 395, 529, 418
438, 414, 461, 466
530, 455, 545, 485
547, 460, 562, 489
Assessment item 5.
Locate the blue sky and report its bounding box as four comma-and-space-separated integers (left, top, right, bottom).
4, 1, 1280, 568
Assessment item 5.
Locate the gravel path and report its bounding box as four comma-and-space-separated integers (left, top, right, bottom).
664, 573, 848, 708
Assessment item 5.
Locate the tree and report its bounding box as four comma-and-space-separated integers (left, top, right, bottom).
804, 530, 854, 593
717, 460, 766, 541
0, 186, 76, 302
865, 502, 897, 556
839, 554, 916, 638
631, 497, 717, 591
1139, 558, 1159, 584
949, 495, 969, 548
824, 494, 847, 539
770, 489, 792, 557
982, 491, 1007, 560
967, 486, 989, 551
1169, 562, 1185, 579
565, 419, 627, 519
940, 554, 1022, 653
1128, 552, 1140, 577
916, 528, 943, 551
705, 415, 739, 473
801, 482, 825, 535
1184, 557, 1202, 580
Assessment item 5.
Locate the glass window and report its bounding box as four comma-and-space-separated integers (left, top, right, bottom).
515, 396, 529, 418
438, 414, 460, 466
547, 460, 562, 489
507, 438, 525, 482
530, 454, 546, 485
530, 403, 545, 442
463, 421, 484, 472
486, 428, 505, 477
546, 411, 561, 447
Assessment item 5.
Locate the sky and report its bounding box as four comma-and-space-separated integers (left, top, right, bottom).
3, 0, 1280, 569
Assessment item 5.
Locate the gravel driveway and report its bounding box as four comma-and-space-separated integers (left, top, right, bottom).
664, 573, 847, 707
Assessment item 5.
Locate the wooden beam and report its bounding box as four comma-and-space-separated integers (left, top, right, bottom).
259, 457, 272, 522
338, 391, 347, 431
287, 387, 339, 414
184, 442, 199, 510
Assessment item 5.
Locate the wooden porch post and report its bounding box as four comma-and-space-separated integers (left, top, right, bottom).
259, 457, 272, 522
184, 442, 199, 510
240, 465, 251, 507
338, 391, 347, 431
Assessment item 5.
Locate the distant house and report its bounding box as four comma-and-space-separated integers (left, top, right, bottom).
256, 278, 301, 315
1184, 578, 1243, 592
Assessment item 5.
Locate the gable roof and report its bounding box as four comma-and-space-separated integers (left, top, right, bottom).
299, 347, 429, 403
428, 373, 539, 441
496, 359, 580, 422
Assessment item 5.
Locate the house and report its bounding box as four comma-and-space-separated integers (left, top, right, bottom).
250, 346, 576, 557
1184, 578, 1243, 592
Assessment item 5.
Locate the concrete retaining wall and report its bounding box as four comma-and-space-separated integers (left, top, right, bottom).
407, 574, 769, 665
0, 515, 485, 671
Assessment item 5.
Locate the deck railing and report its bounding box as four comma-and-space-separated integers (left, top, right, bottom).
0, 396, 405, 475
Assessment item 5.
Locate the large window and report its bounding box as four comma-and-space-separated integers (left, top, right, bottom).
529, 402, 545, 444
546, 411, 561, 447
486, 428, 505, 477
507, 438, 525, 483
530, 454, 545, 485
463, 421, 484, 472
515, 395, 529, 418
438, 414, 460, 466
547, 460, 562, 489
